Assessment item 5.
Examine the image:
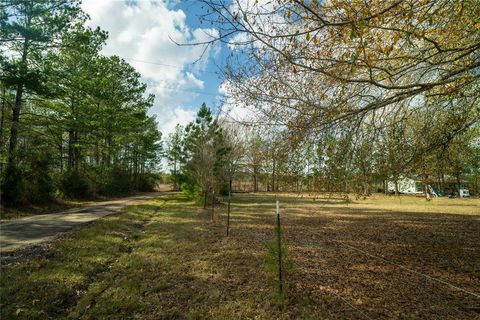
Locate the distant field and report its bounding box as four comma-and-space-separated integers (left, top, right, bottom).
283, 192, 480, 215
1, 193, 479, 319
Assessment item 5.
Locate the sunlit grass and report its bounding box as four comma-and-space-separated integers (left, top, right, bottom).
1, 192, 478, 319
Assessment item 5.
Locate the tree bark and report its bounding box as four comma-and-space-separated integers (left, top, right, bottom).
68, 129, 75, 170
211, 190, 215, 221
106, 135, 112, 166
227, 186, 231, 236
0, 85, 5, 147
253, 165, 258, 193
7, 21, 29, 169
59, 135, 63, 172
8, 83, 24, 168
173, 155, 178, 191
272, 157, 276, 192
74, 130, 80, 171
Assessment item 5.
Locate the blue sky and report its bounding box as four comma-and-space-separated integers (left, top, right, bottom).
81, 0, 229, 136
175, 0, 227, 106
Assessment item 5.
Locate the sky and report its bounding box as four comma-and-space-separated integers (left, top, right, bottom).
81, 0, 228, 137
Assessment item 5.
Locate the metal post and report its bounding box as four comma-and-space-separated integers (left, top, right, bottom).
227, 190, 231, 236
276, 200, 283, 294
211, 190, 215, 221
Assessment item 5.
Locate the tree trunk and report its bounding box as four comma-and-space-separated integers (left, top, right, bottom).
173, 155, 177, 191
253, 165, 258, 193
134, 150, 138, 188
59, 135, 63, 172
68, 129, 75, 170
211, 190, 215, 221
440, 173, 445, 194
106, 135, 112, 167
0, 85, 5, 147
7, 31, 29, 169
227, 189, 231, 236
272, 158, 276, 192
74, 130, 80, 171
7, 83, 23, 168
457, 176, 461, 196
94, 142, 100, 165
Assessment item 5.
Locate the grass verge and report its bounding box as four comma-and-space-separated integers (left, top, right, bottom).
1, 192, 479, 319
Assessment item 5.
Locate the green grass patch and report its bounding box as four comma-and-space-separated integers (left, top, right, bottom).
2, 193, 479, 319
0, 204, 149, 319
1, 194, 279, 319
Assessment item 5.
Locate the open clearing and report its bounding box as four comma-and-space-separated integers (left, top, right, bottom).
1, 193, 479, 319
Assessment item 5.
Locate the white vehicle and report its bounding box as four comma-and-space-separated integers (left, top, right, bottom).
459, 188, 470, 198
387, 178, 418, 194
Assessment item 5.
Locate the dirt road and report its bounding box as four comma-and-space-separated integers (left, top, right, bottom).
0, 193, 159, 254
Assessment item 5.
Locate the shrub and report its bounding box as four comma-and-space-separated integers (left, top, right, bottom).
137, 173, 158, 192
1, 164, 25, 207
100, 166, 132, 196
61, 170, 94, 199
1, 153, 55, 206
25, 154, 54, 203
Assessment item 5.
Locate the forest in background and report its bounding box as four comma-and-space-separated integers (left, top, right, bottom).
0, 0, 162, 206
164, 0, 480, 204
165, 104, 479, 208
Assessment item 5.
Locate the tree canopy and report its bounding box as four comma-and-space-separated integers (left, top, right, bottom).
0, 0, 162, 206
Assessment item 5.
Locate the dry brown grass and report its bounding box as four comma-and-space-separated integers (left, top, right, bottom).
261, 193, 480, 319
1, 192, 479, 319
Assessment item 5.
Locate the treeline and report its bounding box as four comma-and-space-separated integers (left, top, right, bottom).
228, 121, 480, 197
183, 0, 480, 198
0, 1, 162, 206
165, 104, 479, 200
165, 104, 239, 207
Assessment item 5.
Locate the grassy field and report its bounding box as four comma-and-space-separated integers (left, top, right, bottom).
1, 193, 479, 319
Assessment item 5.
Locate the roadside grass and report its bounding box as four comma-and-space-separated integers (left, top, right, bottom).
0, 191, 160, 222
1, 194, 280, 319
1, 192, 479, 319
0, 200, 86, 222
0, 203, 150, 318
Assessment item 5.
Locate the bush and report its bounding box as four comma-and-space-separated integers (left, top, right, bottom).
218, 181, 230, 196
98, 166, 132, 196
61, 170, 94, 199
1, 164, 25, 207
2, 154, 55, 206
25, 155, 54, 203
181, 182, 204, 204
137, 173, 158, 192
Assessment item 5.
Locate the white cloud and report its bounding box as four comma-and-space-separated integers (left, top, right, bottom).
159, 107, 197, 138
82, 0, 219, 136
218, 80, 258, 122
